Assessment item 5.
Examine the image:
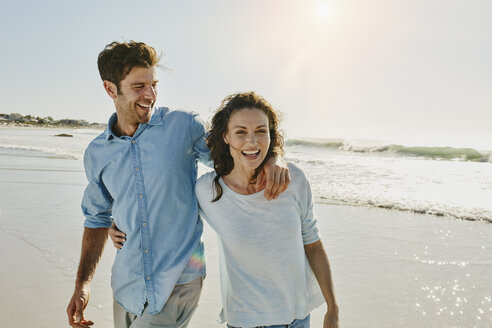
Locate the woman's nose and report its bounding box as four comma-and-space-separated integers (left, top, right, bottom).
246, 132, 257, 144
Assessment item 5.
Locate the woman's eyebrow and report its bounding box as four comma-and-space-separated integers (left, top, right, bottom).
231, 124, 268, 129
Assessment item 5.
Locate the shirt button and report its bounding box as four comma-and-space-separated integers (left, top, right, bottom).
142, 222, 147, 227
147, 276, 151, 280
135, 167, 140, 171
139, 194, 143, 199
131, 140, 136, 144
144, 249, 149, 254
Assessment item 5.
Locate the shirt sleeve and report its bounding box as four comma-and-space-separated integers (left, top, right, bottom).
190, 112, 213, 168
81, 149, 113, 229
297, 166, 321, 245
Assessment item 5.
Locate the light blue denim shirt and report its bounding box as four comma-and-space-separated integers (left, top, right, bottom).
81, 107, 211, 315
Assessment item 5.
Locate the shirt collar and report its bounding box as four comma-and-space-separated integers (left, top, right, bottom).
104, 108, 166, 141
147, 107, 165, 126
104, 112, 118, 141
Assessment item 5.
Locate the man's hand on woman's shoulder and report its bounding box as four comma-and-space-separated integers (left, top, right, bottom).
260, 157, 290, 200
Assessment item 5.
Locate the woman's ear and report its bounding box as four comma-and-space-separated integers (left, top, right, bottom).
223, 133, 229, 144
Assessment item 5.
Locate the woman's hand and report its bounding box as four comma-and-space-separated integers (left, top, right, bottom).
304, 240, 339, 328
109, 222, 126, 249
323, 308, 339, 328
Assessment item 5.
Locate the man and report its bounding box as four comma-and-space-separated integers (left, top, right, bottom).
66, 41, 289, 328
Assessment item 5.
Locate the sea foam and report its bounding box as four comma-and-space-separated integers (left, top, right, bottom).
286, 138, 492, 162
2, 127, 491, 222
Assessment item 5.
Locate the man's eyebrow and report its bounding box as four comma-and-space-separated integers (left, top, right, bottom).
130, 80, 159, 86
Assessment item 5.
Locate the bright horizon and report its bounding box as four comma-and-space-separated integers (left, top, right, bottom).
1, 0, 491, 149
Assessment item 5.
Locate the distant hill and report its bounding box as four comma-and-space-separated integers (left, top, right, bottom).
0, 113, 105, 128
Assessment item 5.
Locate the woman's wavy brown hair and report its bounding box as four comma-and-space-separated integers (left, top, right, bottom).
207, 91, 284, 202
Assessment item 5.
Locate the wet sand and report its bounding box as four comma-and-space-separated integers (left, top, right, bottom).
0, 148, 491, 327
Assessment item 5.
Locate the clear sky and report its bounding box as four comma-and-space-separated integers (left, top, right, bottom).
1, 0, 491, 148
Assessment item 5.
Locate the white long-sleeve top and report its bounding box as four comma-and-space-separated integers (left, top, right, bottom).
195, 163, 324, 327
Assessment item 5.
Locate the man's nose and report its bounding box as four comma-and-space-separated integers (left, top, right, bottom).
143, 85, 157, 100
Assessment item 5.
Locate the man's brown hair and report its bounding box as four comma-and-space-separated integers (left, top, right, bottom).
97, 41, 161, 91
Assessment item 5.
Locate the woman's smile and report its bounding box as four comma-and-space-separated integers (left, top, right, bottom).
224, 108, 270, 175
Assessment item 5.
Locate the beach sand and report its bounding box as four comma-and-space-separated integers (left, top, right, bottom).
0, 148, 491, 328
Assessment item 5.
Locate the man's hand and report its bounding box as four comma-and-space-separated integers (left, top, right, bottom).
324, 308, 339, 328
67, 284, 93, 328
260, 156, 290, 200
109, 222, 126, 249
67, 227, 108, 328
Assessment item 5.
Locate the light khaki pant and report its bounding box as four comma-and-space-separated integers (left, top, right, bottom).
113, 277, 203, 328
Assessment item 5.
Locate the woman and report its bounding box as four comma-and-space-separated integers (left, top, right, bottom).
111, 92, 339, 328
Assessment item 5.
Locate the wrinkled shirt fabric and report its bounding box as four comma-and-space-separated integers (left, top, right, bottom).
82, 107, 210, 315
195, 163, 324, 327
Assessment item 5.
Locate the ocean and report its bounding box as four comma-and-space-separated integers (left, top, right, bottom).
1, 126, 491, 328
1, 126, 491, 223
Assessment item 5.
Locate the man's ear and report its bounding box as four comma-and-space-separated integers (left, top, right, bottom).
103, 80, 118, 99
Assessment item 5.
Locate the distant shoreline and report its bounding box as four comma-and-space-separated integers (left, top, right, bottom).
0, 122, 105, 129
0, 113, 105, 129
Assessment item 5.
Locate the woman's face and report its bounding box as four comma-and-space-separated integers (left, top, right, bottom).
223, 108, 271, 174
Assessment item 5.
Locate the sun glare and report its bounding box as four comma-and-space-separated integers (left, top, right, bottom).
314, 1, 333, 19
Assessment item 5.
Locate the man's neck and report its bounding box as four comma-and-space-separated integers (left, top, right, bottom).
112, 118, 138, 137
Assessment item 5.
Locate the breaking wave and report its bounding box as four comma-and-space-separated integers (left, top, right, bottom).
314, 196, 492, 223
286, 139, 492, 162
0, 144, 79, 159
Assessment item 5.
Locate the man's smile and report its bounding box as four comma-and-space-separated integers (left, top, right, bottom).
137, 103, 152, 112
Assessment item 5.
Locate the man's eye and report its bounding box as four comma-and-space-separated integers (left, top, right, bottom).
134, 86, 144, 90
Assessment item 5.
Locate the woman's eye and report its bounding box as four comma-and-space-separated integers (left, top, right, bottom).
256, 130, 267, 134
235, 131, 245, 135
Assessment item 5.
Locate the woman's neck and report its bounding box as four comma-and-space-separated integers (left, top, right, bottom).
222, 167, 261, 195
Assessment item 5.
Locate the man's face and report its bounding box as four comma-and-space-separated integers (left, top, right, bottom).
114, 66, 158, 124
